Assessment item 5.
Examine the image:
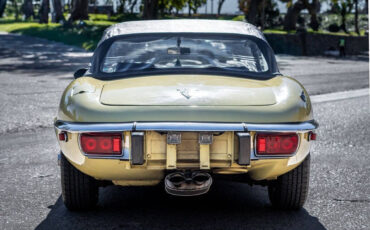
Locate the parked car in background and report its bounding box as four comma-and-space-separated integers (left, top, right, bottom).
55, 19, 318, 211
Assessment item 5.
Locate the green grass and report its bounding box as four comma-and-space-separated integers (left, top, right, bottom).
231, 15, 245, 21
263, 28, 366, 36
0, 13, 143, 50
306, 28, 367, 36
263, 29, 289, 34
0, 20, 59, 31
0, 13, 367, 51
88, 13, 111, 21
0, 18, 111, 50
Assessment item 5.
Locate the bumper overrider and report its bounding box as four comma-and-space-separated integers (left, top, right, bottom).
54, 120, 318, 190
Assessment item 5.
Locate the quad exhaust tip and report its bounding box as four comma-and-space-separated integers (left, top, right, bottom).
165, 171, 213, 196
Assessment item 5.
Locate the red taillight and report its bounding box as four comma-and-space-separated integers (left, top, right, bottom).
256, 133, 298, 155
309, 132, 317, 141
59, 132, 67, 141
80, 133, 122, 155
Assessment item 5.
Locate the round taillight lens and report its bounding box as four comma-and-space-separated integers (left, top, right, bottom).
257, 133, 298, 155
83, 138, 97, 151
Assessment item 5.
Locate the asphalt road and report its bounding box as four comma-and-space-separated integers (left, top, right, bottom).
0, 33, 369, 230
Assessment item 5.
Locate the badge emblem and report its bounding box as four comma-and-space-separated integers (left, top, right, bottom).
177, 88, 191, 99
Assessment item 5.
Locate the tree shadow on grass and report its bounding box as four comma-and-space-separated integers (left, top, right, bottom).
36, 181, 326, 230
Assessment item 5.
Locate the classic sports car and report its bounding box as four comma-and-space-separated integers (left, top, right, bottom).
54, 19, 318, 211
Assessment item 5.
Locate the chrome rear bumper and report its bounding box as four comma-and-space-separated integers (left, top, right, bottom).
54, 120, 318, 133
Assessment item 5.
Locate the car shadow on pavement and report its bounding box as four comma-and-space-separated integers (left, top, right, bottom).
35, 180, 326, 230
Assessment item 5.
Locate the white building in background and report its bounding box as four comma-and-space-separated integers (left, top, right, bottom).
198, 0, 240, 15
87, 0, 241, 15
81, 0, 331, 15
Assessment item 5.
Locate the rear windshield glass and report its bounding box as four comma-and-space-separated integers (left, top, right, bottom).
99, 34, 276, 77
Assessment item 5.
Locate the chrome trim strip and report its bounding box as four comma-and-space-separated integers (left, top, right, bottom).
55, 120, 318, 133
246, 120, 319, 132
135, 122, 246, 132
55, 120, 133, 133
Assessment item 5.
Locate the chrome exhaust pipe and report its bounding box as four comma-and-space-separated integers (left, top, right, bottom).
165, 171, 212, 196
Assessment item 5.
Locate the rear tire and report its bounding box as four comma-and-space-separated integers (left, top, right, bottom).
60, 153, 99, 211
268, 154, 310, 210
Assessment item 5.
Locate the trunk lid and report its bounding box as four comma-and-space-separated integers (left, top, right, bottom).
100, 75, 277, 106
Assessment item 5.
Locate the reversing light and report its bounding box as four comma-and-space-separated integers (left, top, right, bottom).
256, 133, 298, 155
80, 133, 122, 155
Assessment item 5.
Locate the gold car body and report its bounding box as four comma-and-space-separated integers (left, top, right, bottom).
55, 75, 317, 186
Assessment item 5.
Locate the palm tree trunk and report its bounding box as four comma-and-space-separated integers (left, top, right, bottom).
188, 0, 191, 17
217, 0, 225, 16
130, 0, 137, 14
143, 0, 158, 19
283, 0, 305, 31
21, 0, 35, 20
354, 0, 359, 35
304, 0, 319, 31
38, 0, 49, 23
69, 0, 89, 21
0, 0, 7, 18
340, 5, 348, 33
260, 0, 266, 30
12, 0, 19, 20
52, 0, 65, 22
246, 0, 259, 25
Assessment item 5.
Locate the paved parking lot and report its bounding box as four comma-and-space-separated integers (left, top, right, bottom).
0, 33, 369, 230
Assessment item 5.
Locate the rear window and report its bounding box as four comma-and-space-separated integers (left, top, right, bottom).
97, 34, 278, 78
